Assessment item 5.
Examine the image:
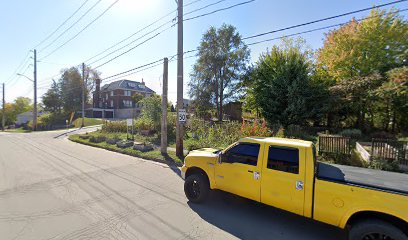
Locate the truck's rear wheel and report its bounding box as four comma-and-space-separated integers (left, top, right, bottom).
184, 174, 209, 203
349, 219, 408, 240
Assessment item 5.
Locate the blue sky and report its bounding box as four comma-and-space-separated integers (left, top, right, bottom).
1, 0, 407, 104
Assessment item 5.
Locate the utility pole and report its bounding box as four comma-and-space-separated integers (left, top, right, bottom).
176, 0, 184, 157
33, 49, 37, 131
161, 58, 168, 154
82, 63, 85, 128
2, 83, 5, 131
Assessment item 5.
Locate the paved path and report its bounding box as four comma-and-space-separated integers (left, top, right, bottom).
0, 131, 345, 240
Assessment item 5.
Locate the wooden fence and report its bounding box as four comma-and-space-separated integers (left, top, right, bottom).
318, 135, 352, 155
371, 138, 408, 166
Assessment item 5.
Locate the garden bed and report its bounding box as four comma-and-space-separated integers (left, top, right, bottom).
68, 133, 183, 166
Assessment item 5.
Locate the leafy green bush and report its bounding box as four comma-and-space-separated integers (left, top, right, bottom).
102, 121, 127, 133
368, 158, 400, 172
339, 129, 362, 139
89, 133, 106, 143
135, 116, 154, 131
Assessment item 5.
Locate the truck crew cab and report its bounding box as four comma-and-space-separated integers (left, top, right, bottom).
181, 137, 408, 240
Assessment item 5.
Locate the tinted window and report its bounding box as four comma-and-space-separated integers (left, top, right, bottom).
267, 146, 299, 174
224, 143, 260, 166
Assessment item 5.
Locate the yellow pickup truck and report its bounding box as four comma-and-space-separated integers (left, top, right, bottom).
181, 137, 408, 240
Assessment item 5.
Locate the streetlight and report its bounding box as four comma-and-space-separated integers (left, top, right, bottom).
16, 73, 33, 82
16, 73, 37, 131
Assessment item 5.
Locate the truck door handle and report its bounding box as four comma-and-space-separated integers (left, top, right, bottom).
248, 170, 253, 173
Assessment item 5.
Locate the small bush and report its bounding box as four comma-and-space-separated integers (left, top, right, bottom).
89, 134, 106, 143
135, 116, 154, 131
102, 121, 127, 133
368, 158, 400, 172
339, 129, 362, 139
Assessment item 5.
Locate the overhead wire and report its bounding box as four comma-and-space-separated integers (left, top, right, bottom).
87, 0, 230, 66
242, 0, 408, 40
92, 0, 255, 69
246, 8, 408, 46
40, 0, 119, 61
34, 0, 91, 49
39, 0, 103, 53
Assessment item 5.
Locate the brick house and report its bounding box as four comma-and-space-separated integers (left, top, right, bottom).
89, 79, 155, 119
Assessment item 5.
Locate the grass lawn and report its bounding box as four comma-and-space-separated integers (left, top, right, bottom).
69, 133, 184, 166
4, 127, 32, 133
73, 118, 104, 128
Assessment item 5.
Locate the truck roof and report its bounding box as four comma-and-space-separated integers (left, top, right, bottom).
239, 137, 313, 148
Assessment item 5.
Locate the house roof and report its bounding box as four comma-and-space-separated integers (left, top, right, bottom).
100, 79, 155, 94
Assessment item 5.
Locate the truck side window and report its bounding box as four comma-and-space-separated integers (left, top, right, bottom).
267, 146, 299, 174
224, 143, 260, 166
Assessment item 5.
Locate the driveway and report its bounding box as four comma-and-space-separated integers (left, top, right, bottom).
0, 131, 345, 239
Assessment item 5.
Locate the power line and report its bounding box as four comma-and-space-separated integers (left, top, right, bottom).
93, 0, 255, 69
101, 50, 198, 83
85, 0, 228, 66
184, 0, 228, 16
40, 0, 119, 61
246, 8, 408, 46
184, 0, 255, 22
184, 0, 205, 7
89, 21, 174, 66
84, 10, 177, 63
34, 0, 91, 49
39, 0, 103, 53
4, 52, 31, 85
242, 0, 408, 40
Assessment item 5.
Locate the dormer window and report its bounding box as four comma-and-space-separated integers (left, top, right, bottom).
139, 84, 145, 89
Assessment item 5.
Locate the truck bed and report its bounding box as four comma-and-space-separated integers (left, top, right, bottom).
317, 162, 408, 195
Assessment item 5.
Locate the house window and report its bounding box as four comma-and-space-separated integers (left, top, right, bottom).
110, 91, 114, 96
124, 90, 131, 96
110, 100, 114, 108
123, 100, 132, 108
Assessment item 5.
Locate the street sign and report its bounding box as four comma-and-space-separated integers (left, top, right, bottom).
126, 119, 133, 126
178, 109, 186, 123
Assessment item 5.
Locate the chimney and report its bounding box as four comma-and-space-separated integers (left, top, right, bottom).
141, 78, 145, 85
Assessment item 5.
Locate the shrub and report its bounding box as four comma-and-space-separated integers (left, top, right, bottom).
102, 121, 127, 133
135, 116, 154, 131
89, 133, 106, 143
368, 158, 400, 172
241, 120, 271, 137
339, 129, 362, 139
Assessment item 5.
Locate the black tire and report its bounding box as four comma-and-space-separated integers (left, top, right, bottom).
349, 219, 408, 240
184, 173, 209, 203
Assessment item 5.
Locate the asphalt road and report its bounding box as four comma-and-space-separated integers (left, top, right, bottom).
0, 130, 346, 240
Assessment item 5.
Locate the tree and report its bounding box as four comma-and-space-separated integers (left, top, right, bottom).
374, 67, 408, 131
189, 24, 250, 121
13, 97, 32, 114
139, 94, 162, 130
249, 38, 327, 127
329, 73, 384, 130
42, 80, 62, 112
43, 65, 100, 114
317, 9, 408, 81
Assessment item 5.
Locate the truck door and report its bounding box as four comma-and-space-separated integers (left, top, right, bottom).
260, 145, 306, 216
215, 142, 263, 202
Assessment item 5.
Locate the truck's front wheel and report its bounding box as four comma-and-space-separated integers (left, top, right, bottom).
184, 174, 209, 203
349, 219, 408, 240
